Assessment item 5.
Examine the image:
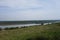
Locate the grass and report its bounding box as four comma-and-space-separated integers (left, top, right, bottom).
0, 23, 60, 40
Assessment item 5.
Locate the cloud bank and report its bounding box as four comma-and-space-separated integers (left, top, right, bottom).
0, 0, 60, 21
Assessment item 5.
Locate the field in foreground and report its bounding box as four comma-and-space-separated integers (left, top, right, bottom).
0, 23, 60, 40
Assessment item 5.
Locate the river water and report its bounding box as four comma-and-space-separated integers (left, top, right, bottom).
0, 24, 41, 29
0, 23, 51, 29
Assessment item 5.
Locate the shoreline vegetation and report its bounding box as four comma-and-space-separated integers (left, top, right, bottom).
0, 23, 60, 40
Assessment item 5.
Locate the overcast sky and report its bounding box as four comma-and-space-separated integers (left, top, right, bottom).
0, 0, 60, 21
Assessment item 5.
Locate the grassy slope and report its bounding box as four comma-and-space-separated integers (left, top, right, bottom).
0, 23, 60, 40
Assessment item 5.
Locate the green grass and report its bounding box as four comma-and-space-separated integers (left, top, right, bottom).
0, 23, 60, 40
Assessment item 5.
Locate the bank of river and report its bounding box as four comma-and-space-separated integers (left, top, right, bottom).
0, 23, 52, 29
0, 24, 41, 29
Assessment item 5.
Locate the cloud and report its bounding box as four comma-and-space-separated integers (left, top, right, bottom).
0, 0, 56, 9
0, 0, 60, 21
0, 0, 43, 9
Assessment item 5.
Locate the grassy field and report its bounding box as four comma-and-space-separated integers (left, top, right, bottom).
0, 23, 60, 40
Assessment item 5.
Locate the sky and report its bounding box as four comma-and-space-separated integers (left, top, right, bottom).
0, 0, 60, 21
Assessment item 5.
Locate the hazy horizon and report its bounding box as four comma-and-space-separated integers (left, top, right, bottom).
0, 0, 60, 21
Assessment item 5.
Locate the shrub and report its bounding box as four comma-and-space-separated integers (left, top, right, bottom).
27, 36, 49, 40
21, 26, 27, 28
0, 28, 2, 31
4, 27, 19, 30
4, 27, 9, 30
15, 27, 19, 29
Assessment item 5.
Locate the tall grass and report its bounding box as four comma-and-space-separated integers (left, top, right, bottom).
0, 23, 60, 40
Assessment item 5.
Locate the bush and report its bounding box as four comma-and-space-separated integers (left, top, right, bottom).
0, 28, 2, 31
27, 36, 49, 40
15, 27, 19, 29
20, 26, 27, 28
4, 27, 9, 30
9, 27, 15, 30
4, 27, 19, 30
